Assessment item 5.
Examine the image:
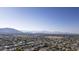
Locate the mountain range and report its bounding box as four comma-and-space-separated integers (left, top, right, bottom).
0, 28, 77, 35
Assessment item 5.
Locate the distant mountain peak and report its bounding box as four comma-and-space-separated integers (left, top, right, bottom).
0, 28, 23, 34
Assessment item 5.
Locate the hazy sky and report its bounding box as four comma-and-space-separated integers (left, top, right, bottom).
0, 7, 79, 33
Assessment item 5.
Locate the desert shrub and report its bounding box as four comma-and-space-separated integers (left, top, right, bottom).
15, 46, 24, 51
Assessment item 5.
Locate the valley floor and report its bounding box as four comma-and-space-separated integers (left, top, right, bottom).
0, 34, 79, 51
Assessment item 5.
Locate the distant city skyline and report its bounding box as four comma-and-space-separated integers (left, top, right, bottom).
0, 7, 79, 33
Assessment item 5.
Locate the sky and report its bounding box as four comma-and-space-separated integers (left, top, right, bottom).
0, 7, 79, 33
